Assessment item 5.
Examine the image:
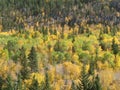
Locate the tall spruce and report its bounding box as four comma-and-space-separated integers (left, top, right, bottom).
19, 46, 30, 80
3, 76, 14, 90
77, 62, 102, 90
112, 38, 119, 59
71, 81, 77, 90
88, 60, 95, 75
28, 46, 38, 72
43, 72, 52, 90
92, 75, 102, 90
0, 76, 4, 89
16, 74, 23, 90
77, 64, 91, 90
29, 76, 40, 90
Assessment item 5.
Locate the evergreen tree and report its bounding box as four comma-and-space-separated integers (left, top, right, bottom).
49, 29, 54, 35
92, 75, 102, 90
29, 76, 40, 90
77, 63, 102, 90
4, 76, 14, 90
0, 76, 4, 89
53, 29, 57, 35
77, 64, 91, 90
43, 28, 48, 36
19, 46, 30, 80
88, 60, 95, 75
111, 26, 117, 36
28, 46, 38, 72
78, 26, 84, 34
72, 46, 76, 53
5, 40, 18, 60
71, 81, 77, 90
43, 72, 52, 90
112, 38, 119, 58
54, 40, 60, 52
16, 74, 23, 90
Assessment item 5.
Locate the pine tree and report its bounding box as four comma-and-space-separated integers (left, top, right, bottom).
77, 64, 91, 90
43, 72, 52, 90
112, 38, 119, 58
53, 29, 57, 35
78, 26, 84, 34
71, 81, 77, 90
49, 29, 54, 35
29, 76, 40, 90
0, 76, 4, 89
111, 26, 117, 36
19, 46, 30, 80
93, 75, 102, 90
28, 46, 38, 72
16, 74, 23, 90
88, 60, 95, 75
77, 63, 102, 90
4, 76, 14, 90
54, 40, 60, 52
5, 40, 18, 60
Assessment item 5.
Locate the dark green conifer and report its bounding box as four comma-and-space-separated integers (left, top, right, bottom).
77, 64, 91, 90
112, 38, 119, 58
19, 46, 30, 80
29, 76, 40, 90
4, 76, 14, 90
71, 81, 77, 90
0, 76, 4, 89
16, 74, 23, 90
28, 46, 38, 72
93, 75, 102, 90
43, 72, 52, 90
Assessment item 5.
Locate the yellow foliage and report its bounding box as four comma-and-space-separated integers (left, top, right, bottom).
108, 82, 117, 90
0, 60, 21, 80
0, 25, 2, 32
0, 16, 119, 90
50, 35, 58, 40
97, 61, 103, 70
0, 32, 10, 35
96, 23, 102, 29
53, 79, 64, 90
18, 40, 24, 46
113, 36, 119, 44
63, 62, 80, 79
115, 56, 120, 68
24, 79, 33, 87
0, 50, 8, 59
106, 25, 110, 33
24, 72, 44, 87
48, 67, 56, 83
31, 73, 44, 83
99, 69, 114, 90
65, 17, 69, 22
85, 64, 90, 73
72, 54, 79, 64
36, 22, 39, 27
97, 61, 109, 70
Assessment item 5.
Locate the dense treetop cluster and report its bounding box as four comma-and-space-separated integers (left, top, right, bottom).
0, 0, 120, 31
0, 0, 120, 90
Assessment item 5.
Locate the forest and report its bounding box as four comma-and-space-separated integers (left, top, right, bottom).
0, 0, 120, 90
